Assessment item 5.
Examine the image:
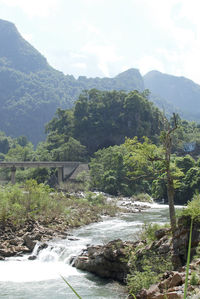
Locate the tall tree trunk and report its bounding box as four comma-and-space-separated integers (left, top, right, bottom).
166, 171, 176, 233
164, 113, 177, 234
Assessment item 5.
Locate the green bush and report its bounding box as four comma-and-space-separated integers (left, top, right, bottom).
134, 193, 152, 203
85, 191, 106, 205
127, 266, 157, 295
0, 180, 64, 225
179, 194, 200, 221
0, 180, 119, 228
190, 272, 199, 285
140, 222, 170, 243
127, 253, 172, 295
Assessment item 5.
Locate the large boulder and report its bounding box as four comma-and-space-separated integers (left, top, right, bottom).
23, 233, 37, 251
73, 239, 135, 282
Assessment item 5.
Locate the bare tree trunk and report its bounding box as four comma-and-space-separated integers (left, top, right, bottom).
166, 170, 176, 233
164, 113, 177, 234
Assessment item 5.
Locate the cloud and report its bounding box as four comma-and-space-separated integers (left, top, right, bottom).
74, 19, 105, 42
70, 53, 86, 59
72, 62, 87, 69
82, 0, 107, 5
130, 0, 200, 84
82, 42, 123, 76
137, 55, 165, 75
0, 0, 61, 17
72, 19, 123, 76
177, 0, 200, 29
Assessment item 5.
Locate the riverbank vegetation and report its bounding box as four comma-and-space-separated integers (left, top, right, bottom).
0, 179, 118, 229
125, 196, 200, 298
69, 194, 200, 298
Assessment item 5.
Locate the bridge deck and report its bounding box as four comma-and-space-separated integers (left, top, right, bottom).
0, 161, 80, 168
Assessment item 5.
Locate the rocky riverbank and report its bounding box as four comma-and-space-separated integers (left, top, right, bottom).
72, 216, 200, 298
0, 218, 70, 259
0, 193, 151, 260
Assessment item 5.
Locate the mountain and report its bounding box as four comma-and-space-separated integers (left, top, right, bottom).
0, 19, 50, 73
1, 19, 200, 146
0, 19, 78, 145
0, 19, 144, 145
76, 68, 144, 92
144, 70, 200, 121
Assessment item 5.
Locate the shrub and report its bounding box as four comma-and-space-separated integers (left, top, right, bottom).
134, 193, 152, 203
190, 272, 199, 285
127, 253, 172, 295
127, 266, 157, 295
0, 180, 64, 225
85, 191, 106, 205
179, 194, 200, 221
140, 222, 170, 243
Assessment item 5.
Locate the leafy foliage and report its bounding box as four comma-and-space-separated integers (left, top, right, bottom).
46, 89, 163, 155
140, 222, 169, 243
89, 132, 200, 204
127, 249, 172, 295
0, 180, 58, 225
89, 145, 130, 195
179, 194, 200, 221
0, 180, 118, 227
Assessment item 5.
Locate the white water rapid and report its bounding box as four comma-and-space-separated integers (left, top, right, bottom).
0, 203, 180, 298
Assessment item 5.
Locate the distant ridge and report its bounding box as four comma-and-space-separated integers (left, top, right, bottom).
0, 19, 200, 145
144, 70, 200, 121
0, 19, 50, 73
76, 68, 144, 92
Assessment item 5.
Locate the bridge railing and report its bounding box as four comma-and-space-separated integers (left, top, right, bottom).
0, 161, 81, 184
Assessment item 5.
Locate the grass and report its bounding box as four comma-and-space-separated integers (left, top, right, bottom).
61, 276, 82, 299
126, 222, 173, 296
139, 222, 170, 245
0, 181, 118, 230
133, 193, 152, 203
184, 218, 193, 299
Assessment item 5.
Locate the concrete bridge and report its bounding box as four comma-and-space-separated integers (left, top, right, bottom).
0, 161, 83, 184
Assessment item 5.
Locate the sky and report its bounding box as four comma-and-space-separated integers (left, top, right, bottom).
0, 0, 200, 84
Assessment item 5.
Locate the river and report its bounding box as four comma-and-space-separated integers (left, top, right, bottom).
0, 203, 178, 299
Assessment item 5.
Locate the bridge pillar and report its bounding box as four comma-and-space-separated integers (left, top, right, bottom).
58, 167, 63, 185
11, 166, 16, 184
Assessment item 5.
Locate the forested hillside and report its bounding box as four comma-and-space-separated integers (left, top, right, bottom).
0, 19, 143, 145
1, 19, 200, 145
144, 70, 200, 121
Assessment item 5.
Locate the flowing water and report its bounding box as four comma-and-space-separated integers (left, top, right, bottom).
0, 203, 179, 299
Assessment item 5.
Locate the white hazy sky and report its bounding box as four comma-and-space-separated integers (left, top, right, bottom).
0, 0, 200, 83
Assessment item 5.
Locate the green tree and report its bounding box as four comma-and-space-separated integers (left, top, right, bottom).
51, 137, 87, 161
46, 89, 163, 155
90, 145, 129, 195
124, 113, 179, 232
175, 155, 195, 173
5, 143, 34, 161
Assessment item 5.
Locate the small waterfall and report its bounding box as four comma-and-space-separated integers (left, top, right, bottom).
31, 240, 86, 265
0, 203, 172, 298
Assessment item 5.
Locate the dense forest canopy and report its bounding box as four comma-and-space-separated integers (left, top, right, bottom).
89, 136, 200, 204
45, 89, 164, 154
